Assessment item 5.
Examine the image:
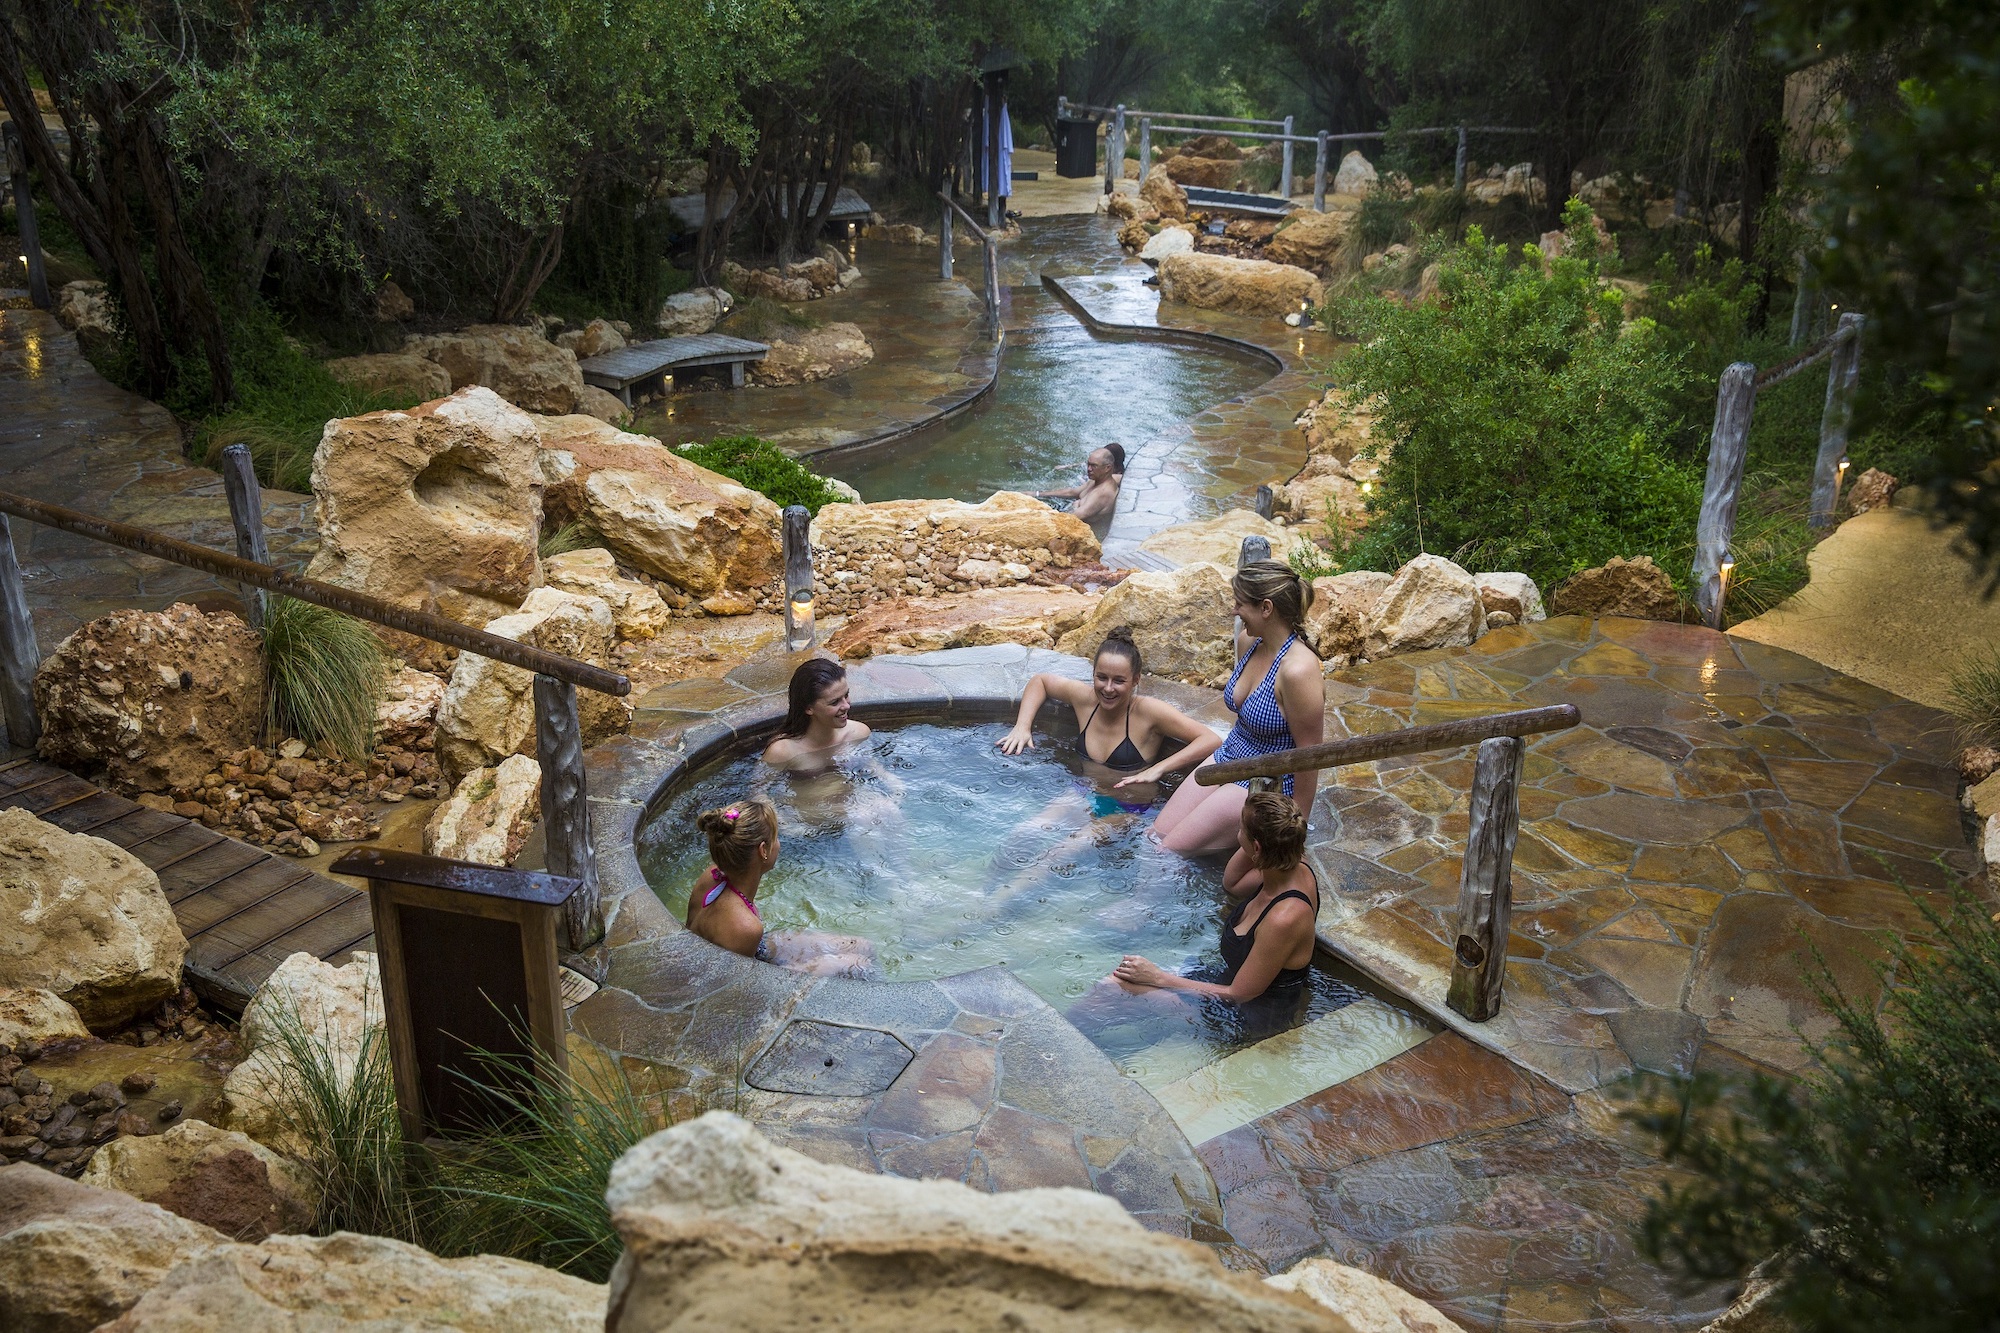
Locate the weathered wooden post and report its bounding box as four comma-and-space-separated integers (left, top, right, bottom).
1137, 118, 1150, 182
4, 123, 51, 310
1281, 116, 1295, 198
983, 237, 1002, 329
331, 848, 576, 1143
218, 443, 270, 630
986, 73, 1005, 231
1314, 132, 1329, 212
1445, 735, 1523, 1022
1788, 254, 1813, 346
1693, 362, 1756, 629
534, 675, 602, 950
939, 198, 953, 281
1105, 105, 1126, 194
782, 504, 816, 652
1453, 126, 1468, 191
1809, 313, 1865, 529
0, 513, 40, 750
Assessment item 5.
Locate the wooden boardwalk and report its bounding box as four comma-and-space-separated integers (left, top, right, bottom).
580, 334, 770, 405
0, 757, 372, 1011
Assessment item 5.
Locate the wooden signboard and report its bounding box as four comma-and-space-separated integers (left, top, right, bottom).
331, 848, 579, 1143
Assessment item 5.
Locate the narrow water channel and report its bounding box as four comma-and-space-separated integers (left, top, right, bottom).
821, 287, 1272, 503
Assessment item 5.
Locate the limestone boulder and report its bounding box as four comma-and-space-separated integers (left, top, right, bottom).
1158, 253, 1323, 318
1304, 571, 1394, 666
1162, 155, 1240, 189
1333, 150, 1378, 195
424, 755, 542, 866
434, 588, 627, 784
34, 604, 263, 794
1140, 226, 1196, 264
1141, 165, 1190, 221
55, 280, 118, 341
1138, 510, 1294, 570
0, 1163, 227, 1333
1105, 193, 1156, 224
373, 666, 445, 750
222, 952, 383, 1159
533, 413, 781, 600
576, 384, 631, 426
604, 1112, 1337, 1333
828, 586, 1097, 659
323, 352, 450, 403
304, 387, 544, 627
1119, 217, 1154, 251
555, 318, 625, 358
813, 492, 1101, 567
1273, 458, 1368, 531
404, 324, 585, 414
0, 809, 185, 1030
1266, 210, 1352, 273
656, 286, 733, 336
99, 1231, 606, 1332
1055, 562, 1236, 686
1268, 1258, 1464, 1332
1363, 554, 1485, 659
750, 322, 874, 386
1295, 389, 1379, 467
543, 547, 671, 640
373, 280, 414, 322
1178, 133, 1244, 160
1550, 555, 1686, 621
1846, 467, 1897, 515
0, 986, 91, 1047
1474, 572, 1546, 624
80, 1119, 314, 1242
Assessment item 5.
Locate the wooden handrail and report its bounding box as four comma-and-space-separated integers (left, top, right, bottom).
1196, 704, 1580, 786
0, 487, 630, 696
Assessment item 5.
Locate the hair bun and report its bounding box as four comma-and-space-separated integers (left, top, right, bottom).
1104, 625, 1137, 645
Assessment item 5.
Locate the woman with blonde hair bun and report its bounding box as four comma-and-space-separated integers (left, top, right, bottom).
685, 795, 875, 977
1152, 560, 1324, 855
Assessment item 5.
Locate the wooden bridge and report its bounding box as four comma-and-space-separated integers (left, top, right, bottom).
580, 334, 771, 406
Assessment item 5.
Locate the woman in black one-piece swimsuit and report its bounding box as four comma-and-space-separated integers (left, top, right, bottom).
1068, 791, 1320, 1040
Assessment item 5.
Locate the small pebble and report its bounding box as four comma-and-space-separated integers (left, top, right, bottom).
115, 1110, 154, 1137
121, 1071, 157, 1095
15, 1039, 40, 1063
89, 1081, 123, 1105
156, 1100, 183, 1123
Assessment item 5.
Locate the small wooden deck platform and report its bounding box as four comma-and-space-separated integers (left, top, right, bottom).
1182, 186, 1299, 218
0, 757, 372, 1012
580, 334, 771, 405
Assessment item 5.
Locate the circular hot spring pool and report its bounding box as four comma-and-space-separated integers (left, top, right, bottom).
638, 720, 1430, 1090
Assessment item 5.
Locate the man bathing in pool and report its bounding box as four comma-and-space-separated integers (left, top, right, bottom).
1037, 444, 1125, 525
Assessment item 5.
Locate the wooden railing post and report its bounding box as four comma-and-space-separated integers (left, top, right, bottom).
1809, 313, 1865, 529
4, 123, 51, 310
939, 199, 953, 281
1105, 104, 1126, 195
1446, 735, 1523, 1022
1314, 132, 1329, 212
1138, 117, 1151, 183
781, 505, 816, 652
534, 674, 602, 950
1280, 116, 1294, 197
219, 443, 271, 630
1693, 362, 1756, 628
0, 513, 41, 750
983, 238, 1001, 329
1453, 126, 1468, 191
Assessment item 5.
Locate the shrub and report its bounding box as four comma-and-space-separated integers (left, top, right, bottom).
260, 595, 388, 761
538, 520, 599, 560
1638, 891, 2000, 1332
676, 435, 845, 515
1947, 647, 2000, 746
1356, 190, 1415, 251
1329, 200, 1704, 590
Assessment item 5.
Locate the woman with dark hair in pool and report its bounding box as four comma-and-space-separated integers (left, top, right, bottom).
1069, 791, 1320, 1040
763, 657, 873, 771
686, 795, 874, 977
760, 657, 908, 879
1152, 560, 1324, 856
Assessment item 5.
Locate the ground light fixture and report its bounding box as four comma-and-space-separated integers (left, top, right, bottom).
1834, 455, 1850, 510
1717, 553, 1737, 625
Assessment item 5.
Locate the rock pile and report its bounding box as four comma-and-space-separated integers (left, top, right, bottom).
150, 739, 441, 858
1550, 555, 1686, 621
0, 1024, 198, 1178
750, 322, 875, 386
1158, 252, 1324, 318
827, 585, 1098, 659
403, 324, 585, 415
807, 492, 1101, 615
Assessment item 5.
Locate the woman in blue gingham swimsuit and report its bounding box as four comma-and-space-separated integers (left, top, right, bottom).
1154, 560, 1324, 857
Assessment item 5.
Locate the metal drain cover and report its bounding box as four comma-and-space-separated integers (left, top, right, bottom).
745, 1020, 915, 1096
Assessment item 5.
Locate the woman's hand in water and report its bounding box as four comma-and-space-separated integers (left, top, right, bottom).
1112, 955, 1169, 988
997, 725, 1036, 756
1111, 763, 1164, 790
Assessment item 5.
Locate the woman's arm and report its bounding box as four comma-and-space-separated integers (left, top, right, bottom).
1112, 700, 1222, 788
1111, 899, 1313, 1003
998, 673, 1085, 755
1276, 651, 1325, 819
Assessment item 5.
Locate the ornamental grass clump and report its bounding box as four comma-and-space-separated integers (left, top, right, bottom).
1329, 199, 1703, 591
677, 434, 846, 515
260, 595, 388, 761
1637, 890, 2000, 1332
1946, 647, 2000, 747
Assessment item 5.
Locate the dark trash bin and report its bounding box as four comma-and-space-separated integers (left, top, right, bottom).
1055, 116, 1098, 178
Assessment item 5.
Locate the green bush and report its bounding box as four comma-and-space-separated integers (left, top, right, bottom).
1638, 891, 2000, 1332
1329, 200, 1704, 590
676, 435, 845, 515
1356, 191, 1416, 251
1947, 647, 2000, 746
260, 595, 388, 761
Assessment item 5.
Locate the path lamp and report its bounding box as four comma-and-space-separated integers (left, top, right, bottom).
782, 505, 816, 652
1716, 553, 1737, 627
1834, 456, 1850, 512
